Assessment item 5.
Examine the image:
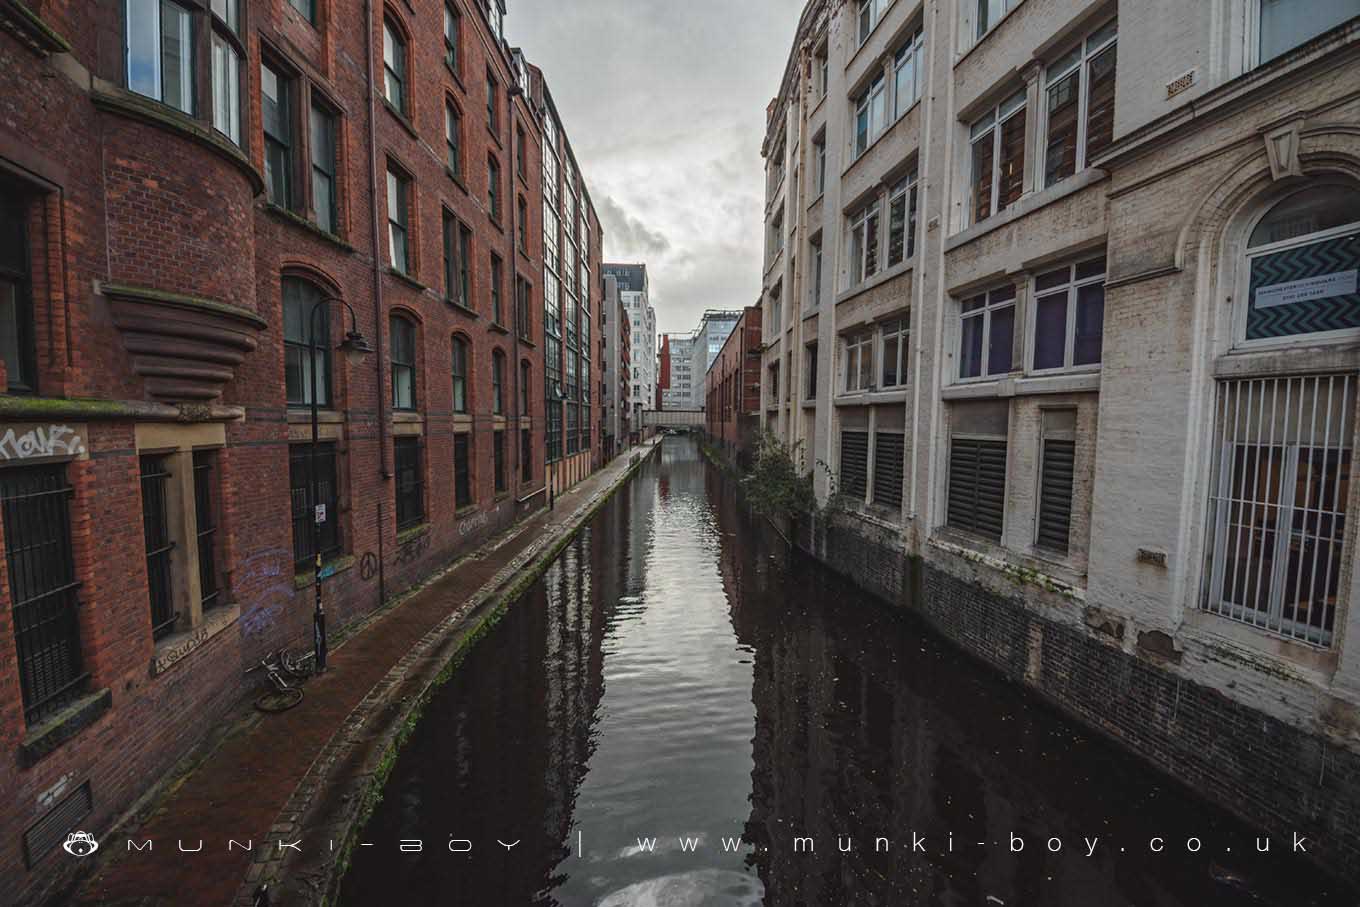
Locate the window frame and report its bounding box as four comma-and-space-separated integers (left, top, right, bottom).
842, 329, 876, 393
382, 17, 408, 115
309, 99, 339, 235
848, 199, 881, 288
0, 178, 37, 394
892, 27, 925, 120
390, 314, 418, 411
969, 89, 1027, 226
880, 317, 909, 388
282, 277, 332, 407
445, 100, 463, 178
386, 165, 411, 274
1039, 18, 1118, 190
853, 74, 886, 159
393, 437, 425, 531
1027, 258, 1106, 374
125, 0, 197, 116
210, 23, 242, 146
261, 60, 294, 210
958, 285, 1017, 381
886, 168, 919, 267
492, 349, 505, 414
444, 2, 461, 73
451, 334, 469, 414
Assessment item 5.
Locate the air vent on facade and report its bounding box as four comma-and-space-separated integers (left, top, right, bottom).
947, 437, 1007, 542
840, 431, 869, 500
873, 432, 905, 512
24, 780, 93, 868
1166, 69, 1196, 99
1037, 438, 1076, 554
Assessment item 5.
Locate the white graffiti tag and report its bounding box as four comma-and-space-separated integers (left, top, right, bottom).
0, 425, 86, 461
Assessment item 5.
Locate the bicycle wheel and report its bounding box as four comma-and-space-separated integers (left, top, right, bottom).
254, 687, 303, 713
279, 649, 315, 680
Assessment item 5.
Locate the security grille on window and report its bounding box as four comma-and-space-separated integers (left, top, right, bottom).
970, 89, 1026, 225
140, 455, 177, 641
844, 330, 874, 392
1203, 374, 1355, 647
391, 316, 417, 410
1032, 259, 1105, 372
1242, 185, 1360, 343
959, 285, 1016, 380
849, 203, 881, 287
948, 436, 1007, 542
454, 433, 473, 509
840, 430, 870, 500
290, 443, 340, 569
394, 438, 424, 530
2, 464, 85, 724
873, 432, 905, 511
887, 170, 918, 267
880, 318, 908, 388
1043, 20, 1117, 187
126, 0, 195, 115
193, 451, 221, 610
1036, 411, 1077, 554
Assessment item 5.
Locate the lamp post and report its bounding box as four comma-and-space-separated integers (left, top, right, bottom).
307, 297, 373, 672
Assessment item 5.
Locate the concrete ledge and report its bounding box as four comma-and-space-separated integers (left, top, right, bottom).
19, 689, 111, 768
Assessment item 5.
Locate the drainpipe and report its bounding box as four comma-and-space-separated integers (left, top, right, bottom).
364, 0, 390, 606
507, 73, 524, 500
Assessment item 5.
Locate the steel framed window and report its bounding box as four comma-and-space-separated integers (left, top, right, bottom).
283, 278, 330, 407
976, 0, 1016, 39
394, 438, 425, 530
1203, 374, 1355, 647
2, 464, 85, 724
290, 443, 340, 569
1254, 0, 1360, 65
853, 75, 886, 158
140, 455, 178, 641
969, 89, 1026, 225
959, 285, 1016, 380
1030, 259, 1106, 373
848, 202, 881, 287
1042, 19, 1117, 188
893, 27, 925, 119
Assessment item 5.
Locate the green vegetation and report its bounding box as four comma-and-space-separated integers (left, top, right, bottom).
740, 431, 818, 521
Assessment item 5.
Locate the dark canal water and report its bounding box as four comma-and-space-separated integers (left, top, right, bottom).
340, 436, 1354, 906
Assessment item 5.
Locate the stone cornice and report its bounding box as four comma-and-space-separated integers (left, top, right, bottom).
0, 1, 70, 57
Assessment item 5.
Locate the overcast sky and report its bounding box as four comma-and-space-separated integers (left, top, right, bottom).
507, 0, 804, 336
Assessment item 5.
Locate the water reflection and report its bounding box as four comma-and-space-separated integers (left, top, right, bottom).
341, 437, 1354, 906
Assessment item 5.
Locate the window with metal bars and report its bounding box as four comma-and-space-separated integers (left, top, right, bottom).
454, 433, 473, 509
139, 455, 178, 640
494, 430, 506, 493
1203, 374, 1355, 647
1037, 438, 1076, 554
840, 430, 869, 501
1, 464, 85, 724
948, 437, 1007, 541
872, 432, 905, 512
290, 443, 340, 570
395, 437, 425, 529
193, 451, 222, 609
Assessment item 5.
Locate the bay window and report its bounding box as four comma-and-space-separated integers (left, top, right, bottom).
1031, 259, 1106, 372
849, 201, 881, 287
126, 0, 195, 115
1043, 20, 1117, 187
210, 28, 240, 145
959, 286, 1015, 380
969, 89, 1026, 225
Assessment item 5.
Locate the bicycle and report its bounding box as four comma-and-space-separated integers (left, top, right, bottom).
247, 652, 304, 713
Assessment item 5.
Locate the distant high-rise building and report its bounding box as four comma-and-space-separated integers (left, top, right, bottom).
660, 333, 696, 409
604, 264, 656, 416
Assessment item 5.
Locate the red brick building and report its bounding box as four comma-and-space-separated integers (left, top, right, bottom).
0, 1, 601, 902
705, 306, 762, 462
656, 332, 671, 410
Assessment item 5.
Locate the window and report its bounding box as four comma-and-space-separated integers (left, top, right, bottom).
809, 238, 823, 309
310, 102, 338, 234
488, 156, 501, 221
516, 278, 531, 338
817, 50, 829, 97
493, 350, 505, 414
387, 166, 410, 273
192, 451, 221, 610
893, 28, 924, 119
394, 437, 425, 530
843, 330, 874, 392
841, 430, 869, 499
854, 75, 886, 157
283, 278, 330, 406
1203, 374, 1355, 647
873, 432, 905, 511
494, 430, 507, 493
767, 361, 780, 405
0, 179, 35, 393
390, 315, 416, 410
970, 89, 1026, 224
1043, 20, 1117, 187
445, 103, 462, 177
287, 0, 316, 23
383, 19, 407, 114
521, 427, 533, 482
517, 124, 528, 179
880, 317, 908, 387
887, 169, 919, 267
517, 196, 528, 251
451, 335, 468, 413
444, 3, 461, 71
1258, 0, 1360, 63
443, 212, 470, 307
211, 0, 238, 31
450, 432, 473, 509
804, 343, 818, 399
959, 285, 1016, 380
849, 201, 881, 286
486, 69, 499, 132
813, 135, 826, 195
210, 31, 241, 145
976, 0, 1015, 38
1242, 185, 1360, 343
290, 443, 340, 570
491, 254, 504, 323
1036, 410, 1076, 554
126, 0, 195, 114
1031, 259, 1105, 372
140, 455, 177, 641
262, 63, 293, 208
857, 0, 892, 44
2, 464, 84, 724
948, 436, 1007, 541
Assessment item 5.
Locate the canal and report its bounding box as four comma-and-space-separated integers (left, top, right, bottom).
340, 436, 1353, 906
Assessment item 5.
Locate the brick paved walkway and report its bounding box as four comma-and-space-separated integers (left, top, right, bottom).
72, 442, 658, 907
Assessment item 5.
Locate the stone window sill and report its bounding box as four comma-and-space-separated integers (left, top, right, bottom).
382, 100, 419, 140
263, 203, 354, 252
397, 522, 431, 545
19, 689, 111, 768
151, 602, 241, 676
387, 267, 428, 291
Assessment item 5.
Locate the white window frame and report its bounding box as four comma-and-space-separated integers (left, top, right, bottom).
843, 330, 876, 393
854, 75, 886, 158
857, 0, 896, 45
1039, 19, 1117, 189
958, 286, 1016, 381
975, 0, 1018, 41
210, 30, 240, 145
809, 239, 823, 309
893, 27, 925, 120
969, 89, 1026, 225
1248, 0, 1360, 68
879, 318, 909, 388
813, 135, 827, 195
1026, 258, 1106, 374
126, 0, 196, 115
848, 200, 881, 288
886, 168, 919, 267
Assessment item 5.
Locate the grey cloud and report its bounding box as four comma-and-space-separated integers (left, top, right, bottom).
597, 196, 672, 257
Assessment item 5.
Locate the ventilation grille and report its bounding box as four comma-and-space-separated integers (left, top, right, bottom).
948, 437, 1007, 542
1037, 439, 1076, 553
24, 781, 92, 868
873, 432, 905, 512
840, 431, 869, 500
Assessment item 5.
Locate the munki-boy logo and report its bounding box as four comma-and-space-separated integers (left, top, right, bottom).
63, 832, 99, 857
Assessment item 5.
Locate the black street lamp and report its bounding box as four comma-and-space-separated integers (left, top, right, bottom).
307, 297, 373, 672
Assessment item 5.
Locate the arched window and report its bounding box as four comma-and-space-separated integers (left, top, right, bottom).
1243, 184, 1360, 343
390, 315, 416, 410
451, 335, 469, 414
492, 350, 506, 415
283, 278, 329, 406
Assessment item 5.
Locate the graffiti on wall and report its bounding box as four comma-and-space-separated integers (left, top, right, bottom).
0, 424, 86, 461
458, 503, 502, 538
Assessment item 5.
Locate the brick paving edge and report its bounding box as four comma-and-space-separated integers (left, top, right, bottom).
237, 441, 660, 906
